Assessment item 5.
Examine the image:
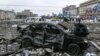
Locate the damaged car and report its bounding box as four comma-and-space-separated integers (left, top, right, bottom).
17, 22, 89, 55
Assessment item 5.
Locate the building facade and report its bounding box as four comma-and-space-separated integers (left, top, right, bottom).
0, 10, 16, 20
79, 0, 100, 20
63, 6, 68, 17
16, 10, 38, 19
63, 5, 78, 18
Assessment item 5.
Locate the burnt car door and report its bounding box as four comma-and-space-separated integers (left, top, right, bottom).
33, 24, 45, 46
44, 24, 64, 47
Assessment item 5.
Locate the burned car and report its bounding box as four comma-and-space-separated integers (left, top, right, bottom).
17, 22, 89, 55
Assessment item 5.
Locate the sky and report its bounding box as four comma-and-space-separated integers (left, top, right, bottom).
0, 0, 88, 15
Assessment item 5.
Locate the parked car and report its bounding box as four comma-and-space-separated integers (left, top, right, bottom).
17, 22, 89, 55
24, 17, 43, 23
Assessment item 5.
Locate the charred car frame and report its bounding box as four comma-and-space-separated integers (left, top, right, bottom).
17, 22, 89, 55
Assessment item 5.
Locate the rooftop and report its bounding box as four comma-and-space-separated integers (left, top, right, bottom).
80, 0, 100, 7
0, 10, 15, 13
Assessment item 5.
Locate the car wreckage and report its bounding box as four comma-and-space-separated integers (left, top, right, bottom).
15, 22, 89, 56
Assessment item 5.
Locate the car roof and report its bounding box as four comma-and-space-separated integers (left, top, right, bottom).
22, 22, 69, 34
30, 21, 58, 25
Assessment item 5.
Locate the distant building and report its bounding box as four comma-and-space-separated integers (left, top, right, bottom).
63, 5, 78, 18
79, 0, 100, 20
16, 10, 38, 19
0, 10, 16, 20
62, 7, 68, 17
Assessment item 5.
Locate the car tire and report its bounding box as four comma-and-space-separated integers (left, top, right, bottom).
21, 38, 32, 48
67, 43, 81, 55
0, 38, 6, 41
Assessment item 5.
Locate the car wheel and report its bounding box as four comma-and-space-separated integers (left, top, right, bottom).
21, 38, 32, 48
0, 38, 6, 41
67, 43, 81, 55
